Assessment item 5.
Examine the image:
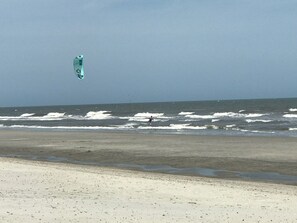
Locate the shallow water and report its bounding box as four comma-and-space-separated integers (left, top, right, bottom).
116, 163, 297, 184
2, 154, 297, 185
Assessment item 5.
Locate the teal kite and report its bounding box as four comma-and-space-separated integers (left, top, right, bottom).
73, 55, 84, 79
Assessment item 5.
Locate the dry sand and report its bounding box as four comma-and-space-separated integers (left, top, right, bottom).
1, 158, 297, 223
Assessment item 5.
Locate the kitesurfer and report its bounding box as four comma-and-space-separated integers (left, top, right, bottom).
148, 116, 153, 124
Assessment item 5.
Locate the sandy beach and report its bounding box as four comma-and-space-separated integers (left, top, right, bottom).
0, 158, 297, 223
1, 130, 297, 182
1, 129, 297, 222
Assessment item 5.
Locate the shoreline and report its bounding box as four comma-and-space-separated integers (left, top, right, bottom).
1, 129, 297, 185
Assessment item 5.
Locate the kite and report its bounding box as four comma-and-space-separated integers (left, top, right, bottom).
73, 55, 84, 79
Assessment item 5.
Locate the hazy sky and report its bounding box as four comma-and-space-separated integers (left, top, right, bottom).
1, 0, 297, 107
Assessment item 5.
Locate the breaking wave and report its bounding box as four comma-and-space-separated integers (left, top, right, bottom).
85, 111, 113, 120
283, 114, 297, 118
245, 119, 273, 123
1, 99, 297, 137
185, 112, 266, 120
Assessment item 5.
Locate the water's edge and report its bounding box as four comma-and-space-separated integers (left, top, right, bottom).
2, 154, 297, 186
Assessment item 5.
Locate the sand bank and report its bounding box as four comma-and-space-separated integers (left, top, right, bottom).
0, 130, 297, 184
0, 158, 297, 223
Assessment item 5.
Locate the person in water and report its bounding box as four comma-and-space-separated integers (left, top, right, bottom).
148, 116, 153, 124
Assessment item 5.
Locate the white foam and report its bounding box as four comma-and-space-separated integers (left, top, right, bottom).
226, 124, 236, 128
0, 112, 67, 121
0, 113, 35, 120
207, 125, 219, 130
283, 114, 297, 118
130, 112, 167, 122
20, 113, 35, 117
185, 114, 215, 119
185, 112, 265, 120
245, 119, 273, 123
85, 111, 112, 120
119, 123, 137, 129
178, 112, 194, 115
211, 119, 220, 122
0, 116, 19, 121
138, 124, 215, 130
172, 124, 211, 130
289, 128, 297, 131
289, 108, 297, 112
8, 125, 117, 130
169, 124, 195, 130
213, 112, 265, 118
118, 116, 130, 120
239, 129, 275, 134
213, 112, 237, 118
32, 112, 67, 121
128, 117, 148, 122
245, 113, 265, 118
43, 112, 65, 118
134, 112, 164, 118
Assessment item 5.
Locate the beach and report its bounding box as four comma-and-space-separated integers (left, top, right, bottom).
1, 129, 297, 222
1, 130, 297, 180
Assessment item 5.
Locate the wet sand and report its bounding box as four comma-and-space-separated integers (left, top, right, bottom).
0, 129, 297, 183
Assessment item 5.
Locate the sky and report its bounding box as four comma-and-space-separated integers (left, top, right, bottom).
1, 0, 297, 107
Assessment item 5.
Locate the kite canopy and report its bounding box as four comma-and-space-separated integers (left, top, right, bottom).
73, 55, 84, 79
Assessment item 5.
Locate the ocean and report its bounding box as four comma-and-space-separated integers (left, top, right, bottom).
1, 98, 297, 137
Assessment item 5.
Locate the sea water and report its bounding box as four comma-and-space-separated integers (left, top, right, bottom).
1, 98, 297, 137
